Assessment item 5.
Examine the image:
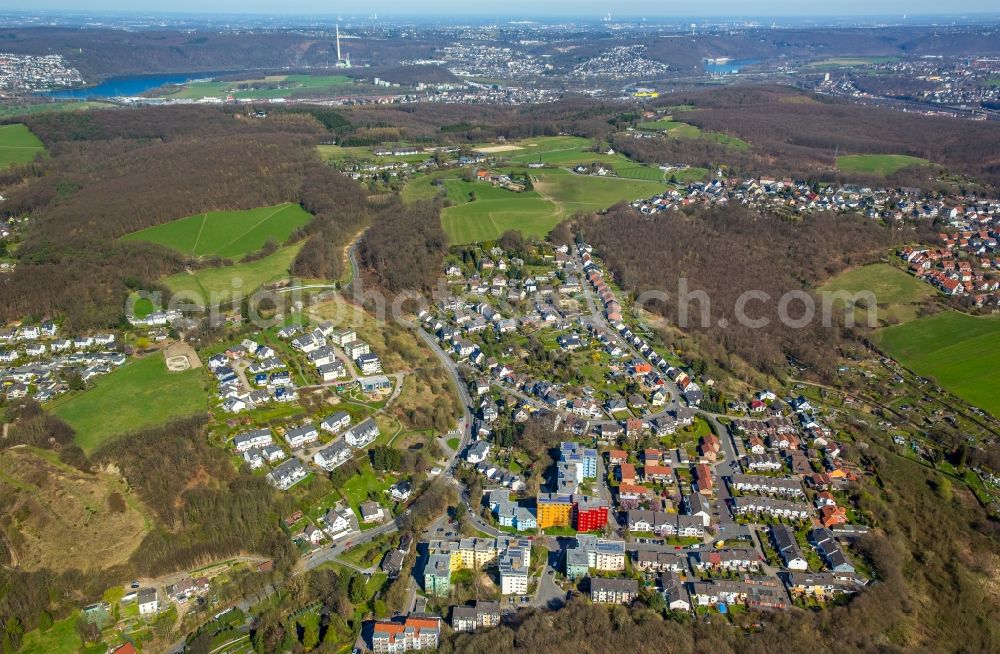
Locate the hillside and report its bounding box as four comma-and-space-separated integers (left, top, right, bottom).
0, 447, 149, 572
0, 106, 370, 329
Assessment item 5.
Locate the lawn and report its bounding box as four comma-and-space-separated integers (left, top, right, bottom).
818, 263, 935, 325
18, 614, 84, 654
638, 119, 702, 138
340, 461, 398, 518
0, 123, 46, 168
442, 195, 560, 244
532, 167, 667, 214
162, 242, 304, 307
0, 101, 112, 120
121, 203, 312, 260
806, 56, 898, 68
318, 144, 429, 165
163, 74, 353, 100
702, 131, 751, 151
836, 154, 929, 176
872, 310, 1000, 416
49, 352, 208, 452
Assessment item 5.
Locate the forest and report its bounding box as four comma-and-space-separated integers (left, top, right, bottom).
664, 86, 1000, 187
357, 198, 448, 294
0, 416, 297, 651
0, 106, 369, 330
576, 204, 917, 380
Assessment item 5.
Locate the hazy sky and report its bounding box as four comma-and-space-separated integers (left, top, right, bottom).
7, 1, 1000, 17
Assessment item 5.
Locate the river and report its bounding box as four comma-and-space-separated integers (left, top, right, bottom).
39, 72, 224, 99
704, 59, 760, 75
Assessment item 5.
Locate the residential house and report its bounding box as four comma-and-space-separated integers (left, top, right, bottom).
314, 440, 351, 471
590, 577, 639, 604
371, 615, 441, 653
267, 459, 308, 490
346, 418, 380, 448
137, 588, 158, 616
320, 411, 351, 434
361, 501, 386, 523
451, 601, 501, 633
233, 428, 273, 452
285, 424, 319, 449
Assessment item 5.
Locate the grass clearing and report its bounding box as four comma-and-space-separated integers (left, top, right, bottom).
638, 119, 702, 138
50, 352, 208, 452
121, 203, 312, 260
162, 242, 303, 307
340, 461, 397, 518
837, 154, 929, 176
412, 165, 666, 243
0, 448, 149, 571
18, 614, 84, 654
819, 263, 936, 325
873, 311, 1000, 416
318, 144, 429, 165
442, 195, 560, 243
702, 131, 751, 151
807, 56, 898, 68
0, 101, 112, 120
0, 123, 45, 168
163, 74, 353, 100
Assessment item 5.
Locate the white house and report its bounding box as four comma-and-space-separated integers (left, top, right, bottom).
243, 449, 265, 469
389, 480, 412, 502
314, 440, 351, 471
320, 411, 351, 434
330, 328, 356, 347
285, 424, 319, 448
137, 588, 159, 615
308, 346, 335, 367
267, 459, 309, 490
343, 340, 370, 359
466, 440, 491, 464
233, 429, 273, 452
360, 501, 385, 523
355, 353, 382, 375
345, 419, 379, 449
323, 507, 352, 536
260, 444, 286, 463
318, 361, 346, 381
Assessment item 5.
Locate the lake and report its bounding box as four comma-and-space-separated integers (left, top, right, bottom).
704, 59, 760, 75
40, 72, 221, 99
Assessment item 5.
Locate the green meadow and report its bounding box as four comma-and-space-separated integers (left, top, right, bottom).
819, 263, 935, 325
162, 74, 353, 100
121, 203, 312, 260
0, 123, 46, 168
317, 144, 429, 165
637, 118, 702, 138
873, 311, 1000, 417
635, 117, 749, 150
163, 242, 304, 306
49, 352, 207, 453
408, 164, 666, 244
0, 101, 112, 120
806, 56, 898, 69
837, 154, 929, 176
